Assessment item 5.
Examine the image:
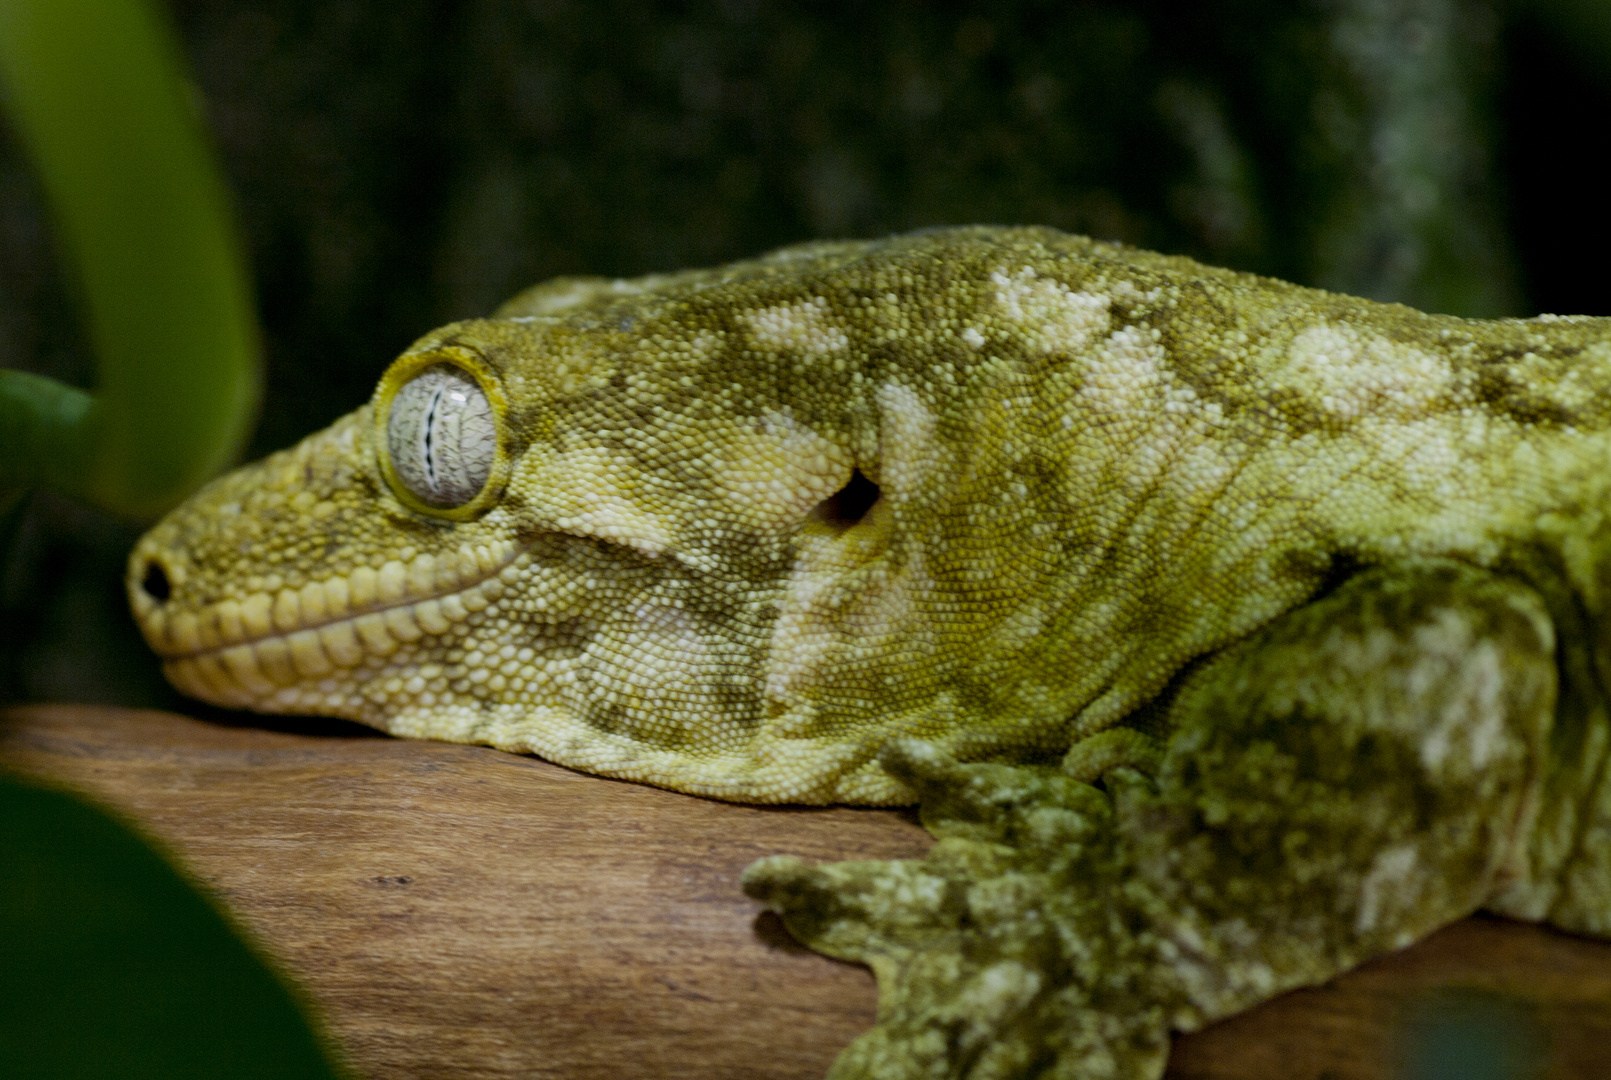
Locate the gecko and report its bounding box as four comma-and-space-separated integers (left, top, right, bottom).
126, 226, 1611, 1079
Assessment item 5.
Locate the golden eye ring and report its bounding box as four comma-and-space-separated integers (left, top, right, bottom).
372, 347, 511, 521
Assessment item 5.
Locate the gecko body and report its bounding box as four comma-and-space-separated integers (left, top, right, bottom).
129, 227, 1611, 1078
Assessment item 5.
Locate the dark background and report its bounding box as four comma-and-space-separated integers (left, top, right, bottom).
2, 0, 1608, 709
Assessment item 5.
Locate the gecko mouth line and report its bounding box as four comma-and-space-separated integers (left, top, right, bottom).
135, 541, 533, 706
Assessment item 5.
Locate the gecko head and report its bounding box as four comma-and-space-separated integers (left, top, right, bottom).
128, 232, 1115, 804
125, 264, 1019, 804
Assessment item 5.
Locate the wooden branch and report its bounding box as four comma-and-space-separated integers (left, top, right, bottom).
3, 705, 1609, 1079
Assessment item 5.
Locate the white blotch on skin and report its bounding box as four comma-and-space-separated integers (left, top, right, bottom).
532, 446, 676, 556
1080, 325, 1167, 418
716, 409, 851, 529
953, 961, 1043, 1052
763, 384, 943, 705
1355, 843, 1421, 937
991, 266, 1111, 353
876, 382, 942, 498
745, 296, 850, 353
1413, 620, 1507, 776
1271, 322, 1452, 420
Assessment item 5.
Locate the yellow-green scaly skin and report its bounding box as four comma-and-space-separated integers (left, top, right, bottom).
129, 227, 1611, 1078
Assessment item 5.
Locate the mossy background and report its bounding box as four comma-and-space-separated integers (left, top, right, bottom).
2, 0, 1609, 708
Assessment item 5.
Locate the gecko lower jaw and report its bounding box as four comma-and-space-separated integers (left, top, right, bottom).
132, 540, 531, 708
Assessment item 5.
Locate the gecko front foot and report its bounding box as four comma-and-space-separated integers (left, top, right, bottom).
746, 559, 1562, 1080
744, 741, 1176, 1080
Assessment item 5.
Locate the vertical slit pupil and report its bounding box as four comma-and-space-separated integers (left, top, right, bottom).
422, 384, 443, 489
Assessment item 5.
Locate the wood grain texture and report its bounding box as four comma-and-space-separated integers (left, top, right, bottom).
4, 704, 1610, 1080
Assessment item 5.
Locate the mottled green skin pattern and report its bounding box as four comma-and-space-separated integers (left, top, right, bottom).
130, 228, 1611, 1078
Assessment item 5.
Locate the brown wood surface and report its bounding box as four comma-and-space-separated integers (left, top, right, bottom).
3, 704, 1610, 1080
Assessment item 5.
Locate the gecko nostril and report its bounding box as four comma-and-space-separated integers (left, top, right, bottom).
140, 560, 172, 603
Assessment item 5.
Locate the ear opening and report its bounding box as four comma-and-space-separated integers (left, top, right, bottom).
811, 468, 881, 531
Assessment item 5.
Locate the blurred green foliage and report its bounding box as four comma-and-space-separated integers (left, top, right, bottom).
1, 773, 343, 1079
0, 0, 258, 518
1, 2, 335, 1075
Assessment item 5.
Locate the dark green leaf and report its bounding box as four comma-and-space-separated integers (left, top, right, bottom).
0, 772, 344, 1080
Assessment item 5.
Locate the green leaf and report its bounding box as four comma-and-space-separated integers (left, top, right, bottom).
0, 772, 345, 1080
0, 371, 94, 504
0, 0, 261, 517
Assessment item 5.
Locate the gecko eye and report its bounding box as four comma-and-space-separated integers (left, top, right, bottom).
386, 364, 496, 508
